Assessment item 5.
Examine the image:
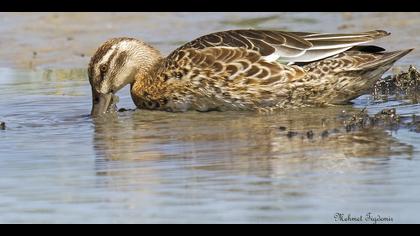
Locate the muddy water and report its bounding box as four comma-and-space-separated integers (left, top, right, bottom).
1, 13, 420, 223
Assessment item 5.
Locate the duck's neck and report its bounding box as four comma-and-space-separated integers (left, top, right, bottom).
126, 43, 163, 85
130, 54, 167, 108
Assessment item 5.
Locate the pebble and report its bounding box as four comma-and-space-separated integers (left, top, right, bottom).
286, 131, 298, 138
278, 126, 287, 131
118, 108, 136, 113
306, 130, 314, 139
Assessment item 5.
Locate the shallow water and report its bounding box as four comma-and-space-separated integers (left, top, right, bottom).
1, 13, 420, 223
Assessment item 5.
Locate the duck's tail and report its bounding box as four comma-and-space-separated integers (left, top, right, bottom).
329, 48, 413, 104
358, 48, 413, 70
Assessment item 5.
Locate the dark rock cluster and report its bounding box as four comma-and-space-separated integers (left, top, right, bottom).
343, 108, 401, 132
373, 65, 420, 102
279, 107, 419, 140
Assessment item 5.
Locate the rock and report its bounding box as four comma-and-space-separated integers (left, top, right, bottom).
306, 130, 314, 139
373, 65, 420, 101
0, 121, 5, 130
278, 126, 287, 131
286, 131, 298, 139
118, 108, 136, 113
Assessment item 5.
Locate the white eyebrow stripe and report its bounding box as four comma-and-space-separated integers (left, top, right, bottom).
117, 41, 134, 51
98, 45, 117, 66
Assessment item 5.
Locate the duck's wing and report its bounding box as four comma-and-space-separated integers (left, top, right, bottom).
160, 46, 306, 96
168, 29, 390, 64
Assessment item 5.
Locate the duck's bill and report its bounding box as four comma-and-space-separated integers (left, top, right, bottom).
91, 89, 116, 117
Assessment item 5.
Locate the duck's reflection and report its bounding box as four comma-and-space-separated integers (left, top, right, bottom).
92, 106, 414, 181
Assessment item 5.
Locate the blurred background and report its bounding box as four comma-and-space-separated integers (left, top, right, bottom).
1, 12, 419, 69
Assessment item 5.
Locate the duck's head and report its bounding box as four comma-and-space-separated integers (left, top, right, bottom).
88, 37, 162, 117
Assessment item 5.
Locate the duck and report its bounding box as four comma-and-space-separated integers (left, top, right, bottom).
88, 29, 413, 116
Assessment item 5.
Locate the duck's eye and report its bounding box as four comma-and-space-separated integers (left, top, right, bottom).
99, 64, 108, 73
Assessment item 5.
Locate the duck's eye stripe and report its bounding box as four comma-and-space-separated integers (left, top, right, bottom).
115, 51, 128, 68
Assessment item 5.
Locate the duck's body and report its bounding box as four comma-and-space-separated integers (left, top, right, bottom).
88, 29, 412, 115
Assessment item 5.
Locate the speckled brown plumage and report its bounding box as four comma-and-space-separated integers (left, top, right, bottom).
88, 29, 413, 115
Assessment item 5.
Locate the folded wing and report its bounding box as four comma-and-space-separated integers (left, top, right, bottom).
168, 29, 390, 64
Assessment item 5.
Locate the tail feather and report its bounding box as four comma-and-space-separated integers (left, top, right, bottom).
358, 49, 414, 70
328, 48, 413, 104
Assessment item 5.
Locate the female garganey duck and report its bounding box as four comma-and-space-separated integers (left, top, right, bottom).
88, 29, 412, 116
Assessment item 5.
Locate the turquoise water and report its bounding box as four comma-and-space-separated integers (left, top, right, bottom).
1, 13, 420, 223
